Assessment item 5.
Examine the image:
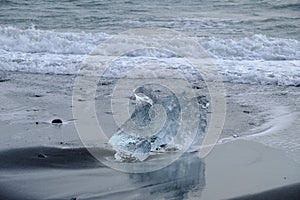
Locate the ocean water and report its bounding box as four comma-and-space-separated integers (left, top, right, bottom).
0, 0, 300, 86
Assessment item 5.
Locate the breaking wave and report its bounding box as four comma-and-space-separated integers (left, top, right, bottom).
0, 26, 299, 86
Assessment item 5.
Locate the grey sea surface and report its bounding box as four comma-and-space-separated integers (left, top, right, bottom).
1, 0, 299, 39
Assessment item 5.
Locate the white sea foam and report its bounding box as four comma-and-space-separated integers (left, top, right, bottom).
0, 26, 110, 54
0, 26, 299, 86
201, 34, 300, 61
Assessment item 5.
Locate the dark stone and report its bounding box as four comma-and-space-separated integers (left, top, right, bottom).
100, 81, 112, 86
35, 122, 39, 125
150, 136, 157, 143
51, 119, 63, 124
243, 110, 251, 114
192, 85, 201, 90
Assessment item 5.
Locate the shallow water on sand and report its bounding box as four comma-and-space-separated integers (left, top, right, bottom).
0, 147, 205, 200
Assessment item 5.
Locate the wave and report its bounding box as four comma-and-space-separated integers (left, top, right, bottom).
271, 3, 300, 11
0, 26, 299, 86
1, 26, 299, 60
0, 26, 109, 55
201, 34, 300, 61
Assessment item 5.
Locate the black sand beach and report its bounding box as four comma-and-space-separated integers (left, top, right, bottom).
0, 72, 299, 200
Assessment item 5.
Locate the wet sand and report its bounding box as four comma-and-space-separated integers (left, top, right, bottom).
0, 141, 299, 200
0, 71, 299, 199
230, 182, 300, 200
200, 140, 300, 200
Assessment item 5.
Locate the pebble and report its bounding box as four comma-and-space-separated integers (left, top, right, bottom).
51, 119, 63, 124
192, 85, 201, 90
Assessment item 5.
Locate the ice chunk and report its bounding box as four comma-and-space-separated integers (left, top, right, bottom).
108, 85, 208, 162
109, 133, 151, 162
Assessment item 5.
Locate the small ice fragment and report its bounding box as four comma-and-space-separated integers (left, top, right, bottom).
38, 153, 47, 158
134, 93, 153, 105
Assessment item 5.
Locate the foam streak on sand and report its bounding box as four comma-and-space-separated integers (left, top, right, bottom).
218, 94, 300, 164
218, 106, 295, 144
